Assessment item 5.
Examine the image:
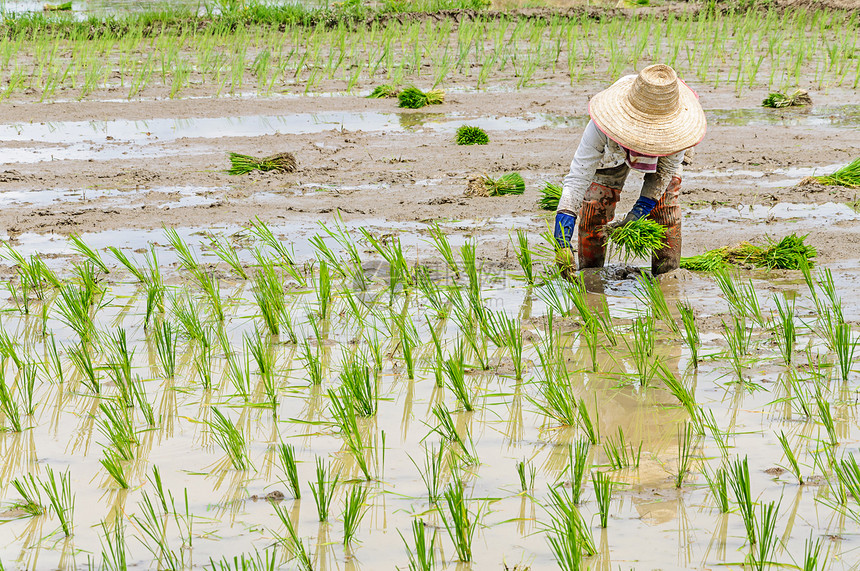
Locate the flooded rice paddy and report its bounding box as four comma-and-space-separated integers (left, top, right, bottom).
0, 217, 858, 570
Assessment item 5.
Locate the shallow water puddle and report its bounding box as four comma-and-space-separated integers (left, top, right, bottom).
686, 202, 860, 226
0, 218, 859, 570
0, 185, 224, 209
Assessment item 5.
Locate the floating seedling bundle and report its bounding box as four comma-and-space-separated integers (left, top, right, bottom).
466, 172, 525, 197
455, 125, 489, 145
605, 218, 667, 260
761, 89, 812, 108
397, 86, 444, 109
680, 233, 816, 271
227, 152, 297, 175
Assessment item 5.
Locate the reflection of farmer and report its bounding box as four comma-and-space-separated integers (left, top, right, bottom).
554, 64, 707, 275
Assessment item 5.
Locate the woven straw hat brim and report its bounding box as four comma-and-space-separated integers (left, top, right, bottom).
589, 75, 707, 157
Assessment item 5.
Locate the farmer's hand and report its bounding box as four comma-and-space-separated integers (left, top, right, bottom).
606, 196, 659, 232
553, 210, 577, 277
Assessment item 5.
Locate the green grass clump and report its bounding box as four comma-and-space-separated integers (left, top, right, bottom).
605, 218, 667, 260
814, 157, 860, 188
762, 89, 812, 108
455, 125, 489, 145
397, 86, 444, 109
538, 181, 562, 210
680, 233, 816, 272
367, 84, 399, 98
228, 152, 296, 175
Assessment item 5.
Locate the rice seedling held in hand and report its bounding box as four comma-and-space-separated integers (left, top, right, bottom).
440, 480, 479, 562
228, 152, 297, 175
400, 519, 436, 571
812, 157, 860, 188
397, 86, 444, 109
309, 456, 339, 521
466, 172, 526, 197
538, 181, 562, 211
762, 89, 812, 108
342, 484, 369, 546
605, 218, 667, 261
592, 471, 613, 528
455, 125, 488, 145
207, 407, 249, 470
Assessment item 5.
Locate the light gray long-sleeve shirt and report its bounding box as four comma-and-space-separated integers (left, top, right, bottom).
557, 120, 685, 213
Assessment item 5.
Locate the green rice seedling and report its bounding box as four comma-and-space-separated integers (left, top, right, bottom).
546, 484, 597, 561
41, 466, 74, 537
19, 363, 37, 416
207, 407, 249, 470
164, 227, 200, 272
455, 125, 488, 145
276, 442, 301, 499
68, 342, 99, 395
56, 285, 97, 341
416, 268, 447, 318
776, 430, 804, 484
222, 335, 251, 399
247, 218, 295, 266
271, 503, 313, 571
565, 440, 591, 505
516, 459, 536, 492
676, 301, 699, 368
328, 387, 373, 481
145, 280, 165, 330
531, 338, 577, 426
195, 342, 213, 391
195, 270, 224, 322
722, 314, 752, 381
625, 313, 656, 387
360, 228, 412, 290
513, 229, 535, 285
69, 233, 109, 274
299, 339, 323, 386
398, 86, 444, 108
832, 453, 860, 510
592, 471, 613, 528
605, 218, 667, 261
675, 422, 697, 488
100, 450, 129, 489
153, 320, 177, 378
429, 404, 477, 465
171, 292, 207, 345
739, 279, 765, 327
440, 481, 478, 562
208, 549, 278, 571
314, 260, 332, 320
569, 278, 616, 345
426, 222, 459, 278
729, 456, 756, 545
411, 444, 445, 503
702, 465, 730, 513
342, 484, 369, 546
762, 89, 811, 108
0, 371, 22, 432
831, 321, 857, 382
786, 369, 814, 419
654, 360, 701, 433
681, 234, 816, 271
577, 397, 600, 445
99, 516, 128, 571
400, 519, 436, 571
802, 534, 826, 571
107, 247, 146, 283
11, 473, 45, 516
98, 400, 137, 461
581, 318, 600, 373
604, 427, 642, 470
443, 341, 473, 412
460, 240, 480, 299
228, 152, 296, 176
394, 311, 419, 380
207, 234, 248, 279
634, 275, 679, 334
749, 501, 780, 570
815, 393, 838, 447
535, 278, 574, 317
472, 172, 526, 196
814, 157, 860, 188
249, 332, 278, 412
105, 329, 133, 401
339, 353, 377, 417
537, 181, 562, 211
132, 377, 156, 428
309, 456, 339, 521
368, 83, 399, 98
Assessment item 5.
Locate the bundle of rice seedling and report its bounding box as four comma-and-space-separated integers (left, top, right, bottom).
455, 125, 489, 146
605, 218, 667, 260
398, 86, 445, 109
228, 152, 296, 175
762, 89, 812, 108
538, 181, 562, 210
465, 173, 525, 197
680, 233, 816, 271
368, 84, 399, 99
812, 157, 860, 188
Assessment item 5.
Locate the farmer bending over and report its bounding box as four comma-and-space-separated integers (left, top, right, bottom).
554, 64, 706, 275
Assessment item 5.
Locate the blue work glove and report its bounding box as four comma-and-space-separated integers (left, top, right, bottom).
553, 211, 577, 250
607, 196, 658, 231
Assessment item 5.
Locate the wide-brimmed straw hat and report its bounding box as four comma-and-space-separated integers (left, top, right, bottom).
588, 64, 706, 157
